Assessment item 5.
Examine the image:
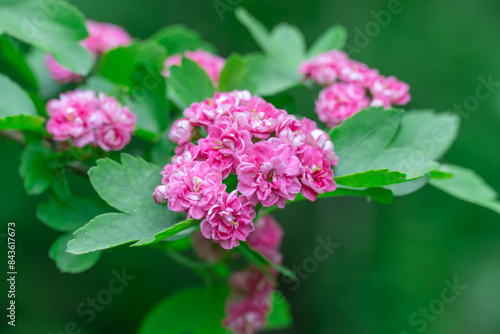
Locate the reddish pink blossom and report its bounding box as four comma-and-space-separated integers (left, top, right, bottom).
199, 118, 252, 177
161, 143, 203, 183
164, 161, 225, 219
237, 138, 302, 208
370, 75, 411, 105
47, 90, 135, 151
169, 118, 195, 145
298, 145, 336, 201
82, 20, 132, 55
97, 125, 131, 151
162, 49, 225, 84
337, 59, 379, 87
224, 296, 270, 334
315, 83, 370, 128
153, 185, 168, 205
302, 118, 338, 165
247, 215, 284, 264
276, 115, 306, 148
224, 266, 275, 334
233, 103, 287, 140
200, 190, 256, 249
299, 50, 349, 85
45, 54, 84, 83
46, 90, 98, 146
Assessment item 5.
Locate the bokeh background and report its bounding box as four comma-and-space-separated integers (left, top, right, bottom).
2, 0, 500, 333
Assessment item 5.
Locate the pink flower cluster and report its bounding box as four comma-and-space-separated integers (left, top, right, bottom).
46, 90, 136, 151
299, 50, 411, 127
223, 215, 283, 334
162, 49, 225, 85
45, 20, 132, 83
153, 90, 337, 249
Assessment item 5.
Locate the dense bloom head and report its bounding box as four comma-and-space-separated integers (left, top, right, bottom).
82, 20, 132, 55
315, 83, 370, 128
46, 90, 135, 150
162, 49, 225, 85
237, 138, 302, 208
370, 75, 411, 105
163, 161, 226, 219
299, 50, 349, 85
298, 145, 337, 201
246, 215, 284, 264
233, 103, 287, 140
200, 190, 256, 249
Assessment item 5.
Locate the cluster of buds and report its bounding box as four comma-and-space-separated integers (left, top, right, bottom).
46, 90, 136, 151
299, 50, 411, 127
154, 90, 337, 249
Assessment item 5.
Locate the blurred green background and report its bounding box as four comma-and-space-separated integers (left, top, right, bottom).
2, 0, 500, 333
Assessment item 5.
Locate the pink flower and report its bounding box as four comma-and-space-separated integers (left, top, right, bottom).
299, 50, 349, 85
161, 143, 203, 183
237, 138, 302, 208
276, 115, 306, 148
46, 90, 135, 151
302, 118, 338, 164
224, 267, 275, 334
97, 93, 136, 130
169, 118, 195, 145
224, 297, 270, 334
315, 83, 370, 128
97, 125, 131, 151
45, 54, 84, 83
162, 49, 225, 85
370, 75, 411, 105
164, 161, 225, 219
199, 118, 252, 177
247, 215, 283, 264
233, 103, 287, 140
46, 90, 98, 145
337, 59, 379, 87
153, 185, 168, 205
200, 190, 256, 249
370, 95, 392, 109
298, 145, 336, 201
82, 20, 132, 55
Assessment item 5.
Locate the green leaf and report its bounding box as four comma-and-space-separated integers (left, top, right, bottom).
0, 73, 37, 120
0, 0, 93, 75
138, 286, 229, 334
99, 41, 170, 139
245, 54, 302, 96
429, 164, 500, 214
307, 25, 347, 58
150, 25, 216, 54
49, 234, 101, 274
167, 57, 215, 109
153, 218, 200, 242
268, 22, 306, 68
37, 195, 112, 233
79, 76, 118, 95
335, 169, 407, 188
235, 8, 274, 54
19, 143, 54, 195
330, 107, 438, 184
299, 186, 394, 204
0, 35, 37, 90
25, 48, 61, 99
218, 54, 256, 93
390, 110, 460, 160
264, 291, 293, 330
0, 114, 45, 132
67, 154, 184, 254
